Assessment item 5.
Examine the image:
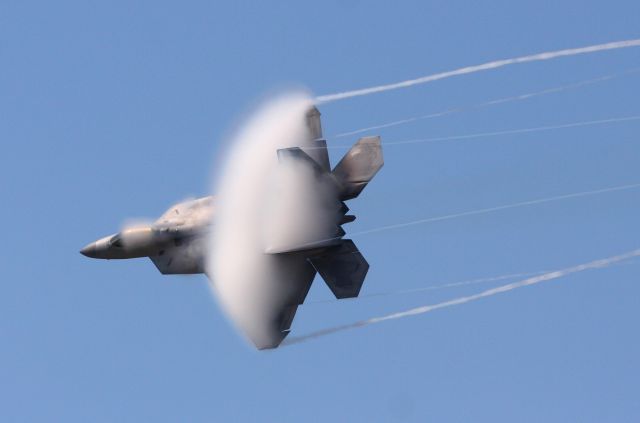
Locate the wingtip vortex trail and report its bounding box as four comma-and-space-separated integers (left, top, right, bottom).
316, 39, 640, 103
284, 248, 640, 346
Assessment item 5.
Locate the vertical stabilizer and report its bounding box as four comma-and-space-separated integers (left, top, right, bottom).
305, 106, 323, 139
303, 106, 330, 171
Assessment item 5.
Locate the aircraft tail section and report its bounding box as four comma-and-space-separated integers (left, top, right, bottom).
269, 107, 381, 300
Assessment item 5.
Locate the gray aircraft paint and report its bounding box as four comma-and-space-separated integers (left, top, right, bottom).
81, 101, 383, 349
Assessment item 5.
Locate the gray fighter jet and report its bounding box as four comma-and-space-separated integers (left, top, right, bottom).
81, 107, 383, 349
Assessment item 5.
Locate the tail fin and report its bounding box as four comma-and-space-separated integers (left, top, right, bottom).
333, 136, 383, 200
305, 106, 323, 140
309, 240, 369, 299
302, 106, 331, 172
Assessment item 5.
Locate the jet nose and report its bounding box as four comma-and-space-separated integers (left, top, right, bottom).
80, 242, 98, 258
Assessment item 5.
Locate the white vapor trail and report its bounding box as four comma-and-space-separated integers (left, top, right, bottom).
333, 68, 640, 138
375, 115, 640, 147
323, 115, 640, 150
302, 182, 640, 249
316, 39, 640, 103
309, 261, 636, 305
351, 182, 640, 238
284, 248, 640, 345
308, 271, 546, 304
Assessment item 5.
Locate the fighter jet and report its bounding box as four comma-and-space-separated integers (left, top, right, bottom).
81, 107, 383, 349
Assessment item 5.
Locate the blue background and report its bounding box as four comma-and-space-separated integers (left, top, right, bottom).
1, 1, 639, 421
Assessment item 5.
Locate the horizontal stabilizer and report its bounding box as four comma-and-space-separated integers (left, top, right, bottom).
309, 240, 369, 299
332, 136, 383, 200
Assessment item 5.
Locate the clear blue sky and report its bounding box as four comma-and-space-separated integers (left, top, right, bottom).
2, 1, 639, 421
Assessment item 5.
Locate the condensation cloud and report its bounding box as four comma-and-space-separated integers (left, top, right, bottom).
207, 91, 333, 348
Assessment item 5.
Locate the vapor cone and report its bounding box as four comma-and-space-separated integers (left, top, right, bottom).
207, 91, 332, 348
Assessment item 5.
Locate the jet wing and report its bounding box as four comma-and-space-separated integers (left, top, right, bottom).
149, 235, 207, 274
208, 253, 317, 350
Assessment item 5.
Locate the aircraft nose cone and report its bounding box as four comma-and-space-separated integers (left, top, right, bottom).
80, 242, 97, 258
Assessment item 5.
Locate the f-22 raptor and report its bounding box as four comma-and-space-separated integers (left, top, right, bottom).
81, 107, 383, 349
